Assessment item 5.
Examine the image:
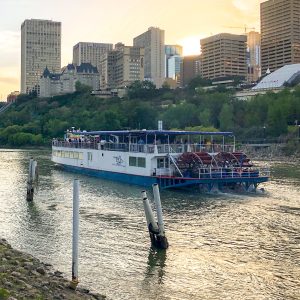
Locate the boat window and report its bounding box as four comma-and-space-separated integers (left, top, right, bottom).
129, 156, 146, 168
137, 157, 146, 168
129, 156, 136, 166
53, 150, 83, 160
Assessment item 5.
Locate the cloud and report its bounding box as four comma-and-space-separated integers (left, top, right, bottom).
0, 30, 20, 51
232, 0, 259, 12
0, 77, 19, 85
0, 30, 20, 69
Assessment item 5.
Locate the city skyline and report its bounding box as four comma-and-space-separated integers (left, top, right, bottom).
0, 0, 264, 99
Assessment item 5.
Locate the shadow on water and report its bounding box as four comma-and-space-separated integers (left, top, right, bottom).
145, 248, 167, 284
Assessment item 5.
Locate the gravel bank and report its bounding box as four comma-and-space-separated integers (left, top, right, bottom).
0, 238, 105, 300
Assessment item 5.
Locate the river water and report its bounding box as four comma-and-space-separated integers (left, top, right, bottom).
0, 149, 299, 300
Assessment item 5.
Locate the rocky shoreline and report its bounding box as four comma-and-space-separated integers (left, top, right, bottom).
0, 238, 105, 300
240, 144, 300, 162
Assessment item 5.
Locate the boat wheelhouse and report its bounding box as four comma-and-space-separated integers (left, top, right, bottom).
52, 129, 270, 192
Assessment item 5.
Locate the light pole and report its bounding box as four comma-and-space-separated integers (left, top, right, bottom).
263, 126, 266, 143
295, 120, 300, 139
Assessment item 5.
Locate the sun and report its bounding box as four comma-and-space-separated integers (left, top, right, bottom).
178, 36, 203, 56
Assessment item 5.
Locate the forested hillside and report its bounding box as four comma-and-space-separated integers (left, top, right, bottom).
0, 80, 300, 147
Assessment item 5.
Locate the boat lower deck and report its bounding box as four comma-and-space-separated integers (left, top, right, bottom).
58, 163, 268, 192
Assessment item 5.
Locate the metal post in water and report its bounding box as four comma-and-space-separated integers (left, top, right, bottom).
142, 191, 159, 246
32, 160, 37, 181
26, 158, 34, 201
152, 184, 169, 249
70, 179, 80, 289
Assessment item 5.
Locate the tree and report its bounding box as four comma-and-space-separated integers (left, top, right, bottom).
127, 80, 157, 99
219, 103, 234, 131
199, 108, 211, 127
44, 119, 69, 137
75, 81, 92, 93
188, 76, 212, 90
99, 111, 121, 130
267, 104, 288, 136
162, 103, 199, 129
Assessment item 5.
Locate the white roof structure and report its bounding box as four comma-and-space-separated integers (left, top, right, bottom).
253, 64, 300, 90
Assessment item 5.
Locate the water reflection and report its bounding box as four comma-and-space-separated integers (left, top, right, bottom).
0, 150, 299, 300
145, 248, 167, 284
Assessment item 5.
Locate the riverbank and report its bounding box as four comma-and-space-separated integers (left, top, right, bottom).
240, 143, 300, 161
0, 238, 105, 300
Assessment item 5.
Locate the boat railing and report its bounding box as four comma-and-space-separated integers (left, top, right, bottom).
194, 167, 270, 179
52, 140, 235, 154
52, 140, 99, 149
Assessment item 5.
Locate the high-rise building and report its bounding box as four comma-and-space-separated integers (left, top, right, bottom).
100, 43, 144, 90
133, 27, 165, 88
165, 45, 183, 77
165, 45, 183, 57
73, 42, 113, 72
21, 19, 61, 94
180, 55, 201, 87
247, 31, 261, 82
261, 0, 300, 74
200, 33, 247, 80
167, 55, 183, 85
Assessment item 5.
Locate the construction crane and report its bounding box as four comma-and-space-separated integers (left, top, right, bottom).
225, 26, 256, 34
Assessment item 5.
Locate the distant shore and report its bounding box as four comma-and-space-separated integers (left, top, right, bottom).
239, 144, 300, 161
0, 238, 105, 300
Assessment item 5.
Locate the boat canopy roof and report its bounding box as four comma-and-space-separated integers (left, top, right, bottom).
75, 130, 234, 136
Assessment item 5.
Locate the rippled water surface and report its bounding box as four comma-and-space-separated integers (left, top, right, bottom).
0, 149, 299, 299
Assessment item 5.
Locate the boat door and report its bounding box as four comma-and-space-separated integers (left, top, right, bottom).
87, 151, 93, 167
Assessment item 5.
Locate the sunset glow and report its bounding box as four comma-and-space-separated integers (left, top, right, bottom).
0, 0, 265, 99
178, 36, 206, 56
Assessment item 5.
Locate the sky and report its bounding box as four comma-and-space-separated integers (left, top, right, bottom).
0, 0, 264, 100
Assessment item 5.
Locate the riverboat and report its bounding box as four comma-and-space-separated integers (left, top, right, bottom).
52, 129, 270, 192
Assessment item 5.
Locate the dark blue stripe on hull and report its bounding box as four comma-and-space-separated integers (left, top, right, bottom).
61, 164, 157, 187
58, 164, 268, 190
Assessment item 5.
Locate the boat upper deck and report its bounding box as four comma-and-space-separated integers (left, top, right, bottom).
52, 140, 236, 154
52, 129, 236, 154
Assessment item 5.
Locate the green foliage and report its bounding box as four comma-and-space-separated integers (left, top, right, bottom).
8, 132, 43, 146
75, 81, 92, 93
0, 80, 299, 148
127, 80, 157, 99
219, 103, 234, 131
0, 288, 10, 299
185, 125, 218, 132
199, 108, 211, 127
188, 76, 212, 90
162, 103, 199, 128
